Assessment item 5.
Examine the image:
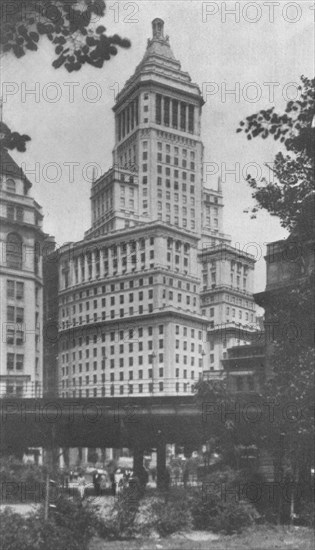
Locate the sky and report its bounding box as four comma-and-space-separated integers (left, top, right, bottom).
1, 0, 314, 291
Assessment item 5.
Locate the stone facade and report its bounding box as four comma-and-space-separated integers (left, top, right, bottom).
54, 20, 258, 398
0, 149, 46, 397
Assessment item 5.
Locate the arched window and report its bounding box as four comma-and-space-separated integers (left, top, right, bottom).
6, 179, 16, 193
7, 233, 23, 269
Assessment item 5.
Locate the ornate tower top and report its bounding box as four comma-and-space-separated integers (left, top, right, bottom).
114, 18, 204, 111
152, 18, 165, 39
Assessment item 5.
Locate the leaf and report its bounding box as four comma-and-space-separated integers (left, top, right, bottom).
52, 56, 66, 69
12, 45, 25, 58
37, 22, 47, 35
25, 41, 37, 51
29, 32, 39, 42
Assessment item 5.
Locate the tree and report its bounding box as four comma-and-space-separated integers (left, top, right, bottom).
0, 1, 131, 151
0, 1, 130, 71
237, 76, 314, 239
194, 378, 260, 470
237, 76, 315, 523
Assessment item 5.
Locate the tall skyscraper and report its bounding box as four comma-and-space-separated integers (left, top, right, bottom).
56, 20, 257, 398
0, 148, 46, 397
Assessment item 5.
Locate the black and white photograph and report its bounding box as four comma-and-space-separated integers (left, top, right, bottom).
0, 1, 314, 549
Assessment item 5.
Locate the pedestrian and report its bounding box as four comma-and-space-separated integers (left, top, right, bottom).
114, 468, 124, 495
93, 470, 101, 496
77, 472, 86, 500
110, 471, 116, 496
183, 467, 189, 489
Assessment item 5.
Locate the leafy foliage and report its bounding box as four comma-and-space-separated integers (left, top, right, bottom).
0, 121, 31, 152
237, 76, 314, 238
195, 378, 260, 469
237, 77, 315, 522
259, 274, 315, 494
0, 2, 131, 151
101, 484, 141, 539
150, 489, 193, 536
0, 497, 100, 550
0, 0, 131, 72
189, 469, 258, 534
0, 456, 45, 502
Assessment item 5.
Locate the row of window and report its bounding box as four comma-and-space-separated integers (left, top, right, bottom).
156, 177, 195, 194
7, 306, 24, 323
1, 178, 17, 193
60, 277, 157, 306
158, 213, 196, 229
157, 190, 195, 205
117, 97, 139, 141
159, 203, 195, 217
7, 353, 24, 370
226, 307, 254, 321
69, 239, 155, 269
151, 152, 195, 171
156, 165, 195, 180
61, 288, 157, 316
6, 327, 24, 346
59, 276, 163, 305
142, 141, 196, 159
62, 354, 202, 370
61, 366, 198, 385
61, 303, 155, 326
7, 280, 24, 299
60, 324, 202, 353
61, 381, 194, 398
61, 353, 164, 370
5, 233, 40, 272
227, 295, 254, 308
6, 205, 24, 222
62, 365, 171, 381
59, 325, 165, 351
62, 288, 199, 323
155, 94, 195, 134
62, 338, 165, 360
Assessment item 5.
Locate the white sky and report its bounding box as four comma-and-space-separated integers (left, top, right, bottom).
1, 1, 314, 291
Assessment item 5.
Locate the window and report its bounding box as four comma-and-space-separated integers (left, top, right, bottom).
7, 205, 15, 220
164, 97, 170, 126
7, 280, 15, 298
7, 353, 15, 370
16, 208, 23, 222
188, 105, 194, 133
172, 99, 178, 128
180, 102, 186, 131
156, 94, 162, 124
6, 179, 16, 193
7, 233, 23, 269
